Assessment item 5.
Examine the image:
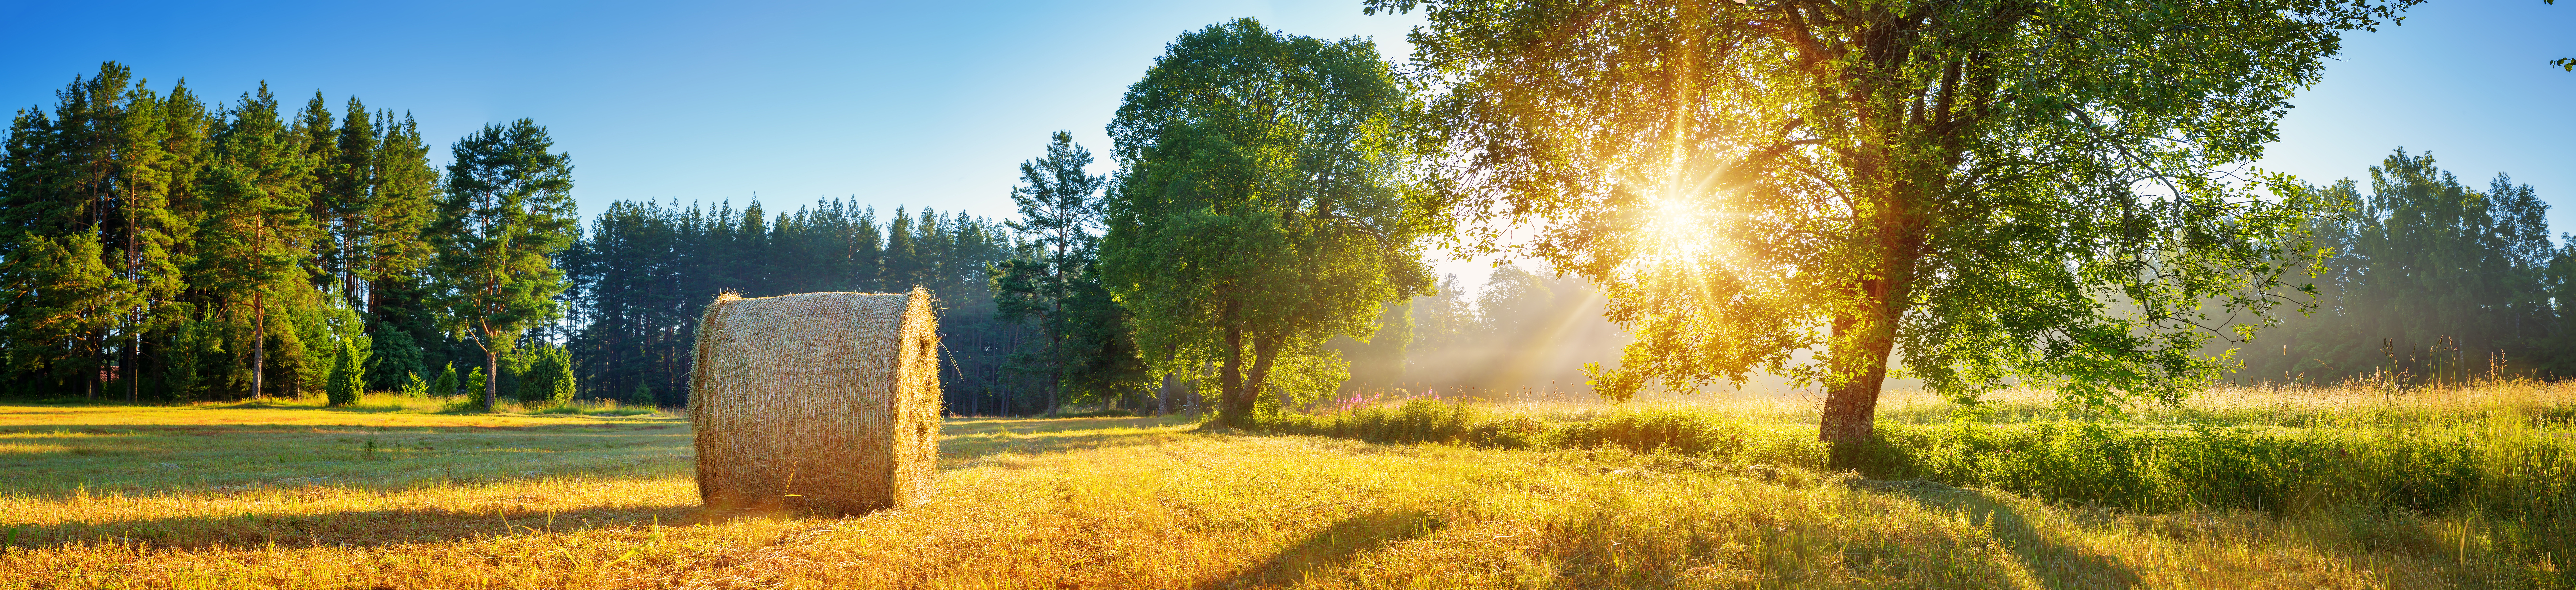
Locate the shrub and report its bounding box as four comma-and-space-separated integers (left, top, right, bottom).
626, 381, 656, 408
431, 363, 459, 398
324, 339, 366, 407
398, 373, 430, 399
464, 366, 487, 407
515, 345, 575, 408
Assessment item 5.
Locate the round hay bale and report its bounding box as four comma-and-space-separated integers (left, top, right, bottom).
689, 289, 941, 516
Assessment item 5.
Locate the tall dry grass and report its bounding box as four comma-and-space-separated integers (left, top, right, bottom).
1246, 380, 2576, 586
0, 405, 2530, 588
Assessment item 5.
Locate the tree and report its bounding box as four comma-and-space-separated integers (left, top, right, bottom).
2237, 151, 2557, 381
994, 131, 1108, 416
195, 82, 321, 400
1102, 18, 1433, 427
356, 110, 441, 390
1371, 0, 2417, 466
427, 119, 577, 412
325, 337, 365, 406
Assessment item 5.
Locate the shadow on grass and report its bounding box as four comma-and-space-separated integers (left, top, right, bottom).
0, 502, 707, 551
1200, 509, 1445, 589
1871, 485, 2140, 590
938, 416, 1195, 465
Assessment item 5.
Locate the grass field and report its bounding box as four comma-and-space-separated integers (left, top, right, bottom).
1, 387, 2568, 589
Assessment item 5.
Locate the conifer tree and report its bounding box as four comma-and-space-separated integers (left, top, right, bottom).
995, 131, 1108, 416
195, 82, 319, 400
427, 119, 576, 412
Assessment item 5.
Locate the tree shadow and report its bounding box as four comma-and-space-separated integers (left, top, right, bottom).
1866, 483, 2141, 590
1198, 509, 1445, 589
1, 501, 710, 550
937, 416, 1195, 467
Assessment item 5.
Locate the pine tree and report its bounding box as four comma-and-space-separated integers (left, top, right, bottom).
193, 82, 323, 400
995, 131, 1108, 416
427, 119, 577, 412
356, 111, 439, 389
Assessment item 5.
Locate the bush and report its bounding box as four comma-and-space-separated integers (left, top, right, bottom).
324, 339, 366, 407
398, 372, 430, 398
515, 345, 575, 408
431, 363, 459, 398
464, 366, 487, 408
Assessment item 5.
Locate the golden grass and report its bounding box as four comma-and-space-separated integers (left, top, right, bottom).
0, 400, 2544, 589
1496, 379, 2576, 431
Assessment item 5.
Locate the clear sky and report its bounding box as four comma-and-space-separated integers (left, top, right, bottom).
3, 0, 2569, 294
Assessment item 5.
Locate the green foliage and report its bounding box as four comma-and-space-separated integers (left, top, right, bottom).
1862, 420, 2576, 523
1103, 18, 1433, 427
561, 198, 1025, 414
993, 131, 1141, 415
1375, 0, 2422, 465
2237, 151, 2562, 381
1250, 400, 2575, 539
0, 63, 450, 403
324, 338, 367, 406
430, 363, 458, 397
428, 119, 577, 412
514, 344, 574, 407
624, 381, 654, 407
463, 366, 487, 408
364, 325, 422, 391
1247, 401, 1828, 467
398, 372, 429, 398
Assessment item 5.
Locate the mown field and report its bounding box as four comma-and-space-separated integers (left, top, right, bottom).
2, 385, 2570, 589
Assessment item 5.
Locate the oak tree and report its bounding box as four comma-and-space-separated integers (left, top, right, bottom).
1371, 0, 2417, 466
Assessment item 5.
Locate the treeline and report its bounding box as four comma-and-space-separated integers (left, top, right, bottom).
0, 63, 457, 401
2235, 149, 2571, 383
562, 199, 1041, 411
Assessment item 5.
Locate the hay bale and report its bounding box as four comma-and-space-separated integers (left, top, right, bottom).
689, 289, 942, 516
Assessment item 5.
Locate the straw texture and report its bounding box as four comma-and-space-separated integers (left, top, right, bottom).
690, 290, 942, 516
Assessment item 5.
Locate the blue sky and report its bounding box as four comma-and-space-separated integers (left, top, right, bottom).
1, 0, 1417, 222
3, 0, 2569, 290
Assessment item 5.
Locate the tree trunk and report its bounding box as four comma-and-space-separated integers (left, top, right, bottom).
1818, 314, 1898, 471
1219, 321, 1249, 427
1243, 334, 1281, 418
1158, 370, 1178, 417
483, 349, 500, 413
127, 329, 140, 404
252, 292, 267, 401
1817, 227, 1919, 470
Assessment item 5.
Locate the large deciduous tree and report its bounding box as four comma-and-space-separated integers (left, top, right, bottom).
428, 119, 576, 412
1103, 18, 1433, 428
1371, 0, 2417, 466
